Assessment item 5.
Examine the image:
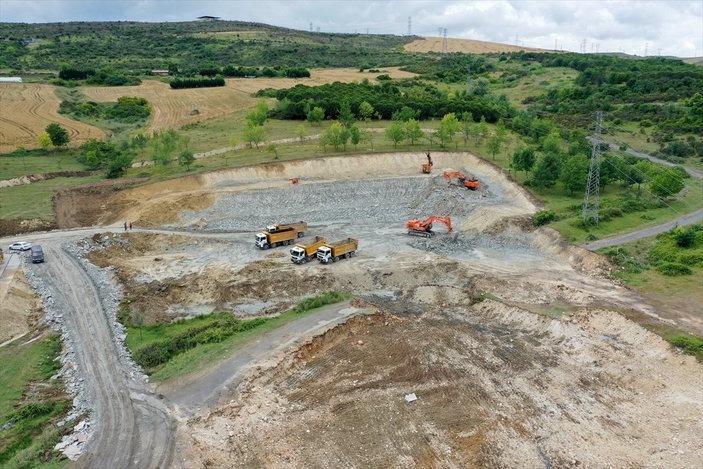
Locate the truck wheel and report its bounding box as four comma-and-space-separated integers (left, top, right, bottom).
350, 251, 355, 257
333, 256, 339, 262
298, 232, 304, 238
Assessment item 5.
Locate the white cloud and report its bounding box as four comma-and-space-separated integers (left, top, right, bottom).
1, 0, 701, 57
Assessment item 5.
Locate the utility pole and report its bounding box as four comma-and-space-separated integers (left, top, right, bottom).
582, 111, 603, 225
442, 28, 448, 54
309, 22, 313, 33
407, 16, 411, 36
644, 42, 648, 57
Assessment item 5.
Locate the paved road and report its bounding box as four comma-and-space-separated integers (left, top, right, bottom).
162, 301, 365, 414
584, 207, 703, 251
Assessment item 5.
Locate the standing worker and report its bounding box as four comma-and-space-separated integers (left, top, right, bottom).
124, 222, 128, 231
129, 221, 133, 230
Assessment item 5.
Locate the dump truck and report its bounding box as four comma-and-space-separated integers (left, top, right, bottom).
255, 222, 307, 249
290, 236, 327, 264
317, 238, 358, 264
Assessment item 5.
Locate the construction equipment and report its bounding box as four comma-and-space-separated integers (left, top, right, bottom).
290, 236, 327, 264
290, 178, 300, 184
421, 152, 433, 174
443, 171, 479, 190
406, 216, 452, 237
255, 222, 307, 249
317, 238, 358, 264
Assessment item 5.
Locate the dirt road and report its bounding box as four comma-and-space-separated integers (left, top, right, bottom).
26, 241, 177, 468
162, 301, 367, 414
584, 207, 703, 250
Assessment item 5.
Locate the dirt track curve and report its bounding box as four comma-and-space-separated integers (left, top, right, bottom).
30, 241, 177, 469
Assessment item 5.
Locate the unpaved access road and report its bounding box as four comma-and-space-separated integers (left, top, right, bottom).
585, 207, 703, 250
31, 241, 177, 468
161, 301, 369, 415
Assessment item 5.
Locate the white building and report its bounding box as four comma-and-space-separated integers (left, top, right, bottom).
0, 77, 22, 83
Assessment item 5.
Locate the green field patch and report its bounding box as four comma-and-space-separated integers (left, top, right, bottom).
0, 334, 70, 467
124, 291, 350, 381
0, 175, 103, 221
1, 149, 87, 180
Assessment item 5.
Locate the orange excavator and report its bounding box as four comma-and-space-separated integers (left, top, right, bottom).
443, 171, 479, 190
406, 216, 452, 237
421, 152, 433, 174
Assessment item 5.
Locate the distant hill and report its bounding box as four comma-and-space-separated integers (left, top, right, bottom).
0, 20, 416, 72
404, 36, 548, 54
684, 57, 703, 66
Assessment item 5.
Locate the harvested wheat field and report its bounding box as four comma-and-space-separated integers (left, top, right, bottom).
405, 36, 547, 54
0, 83, 105, 153
81, 80, 255, 134
82, 68, 416, 133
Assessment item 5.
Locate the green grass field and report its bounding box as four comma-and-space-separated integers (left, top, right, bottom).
0, 175, 103, 221
494, 67, 578, 109
0, 334, 70, 467
0, 151, 87, 180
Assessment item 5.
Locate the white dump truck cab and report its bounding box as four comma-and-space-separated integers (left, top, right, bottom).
317, 246, 333, 263
290, 246, 306, 263
266, 225, 278, 233
255, 233, 269, 248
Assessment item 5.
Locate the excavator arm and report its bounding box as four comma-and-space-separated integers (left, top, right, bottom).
406, 216, 452, 237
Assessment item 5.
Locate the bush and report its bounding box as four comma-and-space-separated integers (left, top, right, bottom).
678, 252, 703, 267
655, 262, 692, 276
533, 210, 557, 226
170, 76, 225, 89
674, 227, 697, 248
670, 335, 703, 358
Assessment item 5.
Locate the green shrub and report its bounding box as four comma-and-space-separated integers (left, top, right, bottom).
655, 262, 692, 276
674, 227, 697, 248
678, 252, 703, 267
533, 210, 557, 226
670, 335, 703, 359
602, 207, 624, 219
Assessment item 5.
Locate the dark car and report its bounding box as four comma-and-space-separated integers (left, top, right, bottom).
30, 245, 44, 263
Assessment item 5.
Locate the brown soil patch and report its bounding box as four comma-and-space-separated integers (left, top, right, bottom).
0, 271, 43, 344
188, 303, 703, 468
53, 178, 147, 228
0, 218, 56, 237
0, 83, 105, 153
404, 36, 548, 54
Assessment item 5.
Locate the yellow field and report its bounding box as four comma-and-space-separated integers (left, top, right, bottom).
404, 36, 548, 54
0, 83, 105, 153
82, 67, 416, 133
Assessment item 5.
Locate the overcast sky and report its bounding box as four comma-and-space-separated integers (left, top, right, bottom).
1, 1, 702, 57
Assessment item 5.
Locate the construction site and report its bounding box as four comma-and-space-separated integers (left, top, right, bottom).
2, 151, 701, 467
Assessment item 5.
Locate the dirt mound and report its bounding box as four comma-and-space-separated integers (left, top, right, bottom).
0, 218, 56, 237
0, 271, 43, 344
53, 178, 146, 228
188, 302, 703, 468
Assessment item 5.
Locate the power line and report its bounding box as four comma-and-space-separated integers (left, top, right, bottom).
583, 111, 603, 224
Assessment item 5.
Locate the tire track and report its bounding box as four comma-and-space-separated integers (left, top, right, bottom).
34, 243, 177, 468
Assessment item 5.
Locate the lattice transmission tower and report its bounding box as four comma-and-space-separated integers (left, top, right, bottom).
582, 111, 603, 225
442, 28, 448, 53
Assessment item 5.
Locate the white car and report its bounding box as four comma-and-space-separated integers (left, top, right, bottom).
9, 241, 32, 251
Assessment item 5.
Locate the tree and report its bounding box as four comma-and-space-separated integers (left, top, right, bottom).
45, 123, 69, 148
229, 135, 239, 149
487, 133, 503, 160
37, 132, 52, 151
531, 153, 561, 188
296, 124, 307, 143
244, 123, 266, 148
130, 133, 148, 159
306, 106, 325, 125
385, 121, 406, 148
245, 100, 268, 127
178, 150, 195, 170
338, 100, 354, 128
473, 117, 488, 145
511, 147, 536, 177
358, 101, 375, 123
349, 125, 362, 149
391, 106, 419, 122
266, 143, 279, 159
559, 154, 589, 195
438, 113, 460, 148
405, 119, 423, 145
321, 122, 349, 151
460, 112, 472, 145
627, 165, 645, 197
649, 170, 685, 198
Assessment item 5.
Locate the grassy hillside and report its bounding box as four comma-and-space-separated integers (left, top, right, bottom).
0, 21, 416, 72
